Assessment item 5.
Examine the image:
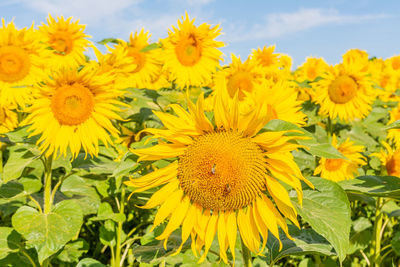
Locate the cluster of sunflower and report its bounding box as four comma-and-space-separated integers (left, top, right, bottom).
1, 12, 400, 265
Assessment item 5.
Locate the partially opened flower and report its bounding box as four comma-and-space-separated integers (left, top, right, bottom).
39, 15, 91, 69
162, 12, 224, 88
0, 19, 50, 107
314, 135, 366, 181
126, 86, 312, 263
23, 66, 125, 158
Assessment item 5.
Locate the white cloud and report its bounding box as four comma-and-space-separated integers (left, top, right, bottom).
225, 8, 390, 42
21, 0, 141, 23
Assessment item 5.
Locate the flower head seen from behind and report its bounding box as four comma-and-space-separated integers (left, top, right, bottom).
125, 86, 312, 263
314, 135, 366, 182
0, 19, 50, 107
23, 66, 125, 159
162, 12, 224, 88
39, 15, 91, 69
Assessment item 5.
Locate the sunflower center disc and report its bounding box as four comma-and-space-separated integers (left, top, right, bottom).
0, 46, 31, 83
386, 153, 400, 176
178, 131, 266, 211
328, 75, 358, 104
175, 35, 202, 66
51, 83, 94, 125
324, 158, 344, 171
50, 31, 74, 55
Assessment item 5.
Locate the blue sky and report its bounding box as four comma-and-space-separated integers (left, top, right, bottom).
1, 0, 399, 67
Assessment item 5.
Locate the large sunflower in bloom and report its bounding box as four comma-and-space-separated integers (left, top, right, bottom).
39, 15, 91, 69
314, 135, 366, 182
0, 19, 49, 107
23, 66, 124, 158
162, 13, 224, 88
109, 30, 161, 89
313, 59, 375, 121
126, 88, 312, 263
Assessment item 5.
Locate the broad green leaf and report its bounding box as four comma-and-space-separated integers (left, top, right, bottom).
140, 42, 161, 52
77, 258, 107, 267
264, 120, 344, 159
348, 229, 372, 255
339, 176, 400, 199
0, 251, 37, 267
266, 226, 335, 265
56, 239, 89, 263
12, 200, 83, 263
92, 202, 126, 223
292, 176, 351, 263
60, 175, 101, 215
352, 217, 372, 233
99, 220, 117, 247
2, 145, 40, 182
0, 178, 41, 200
4, 126, 34, 143
0, 227, 22, 259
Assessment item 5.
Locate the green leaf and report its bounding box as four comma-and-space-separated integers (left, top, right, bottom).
92, 202, 126, 223
0, 227, 22, 260
292, 176, 351, 263
12, 200, 83, 263
77, 258, 107, 267
56, 239, 89, 263
264, 120, 344, 159
60, 175, 101, 215
0, 178, 42, 200
266, 226, 335, 265
339, 176, 400, 199
97, 38, 119, 45
2, 145, 40, 182
392, 232, 400, 256
384, 120, 400, 130
99, 220, 117, 247
140, 42, 161, 52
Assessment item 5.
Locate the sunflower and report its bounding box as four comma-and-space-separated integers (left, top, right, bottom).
125, 87, 312, 263
23, 66, 124, 158
0, 19, 50, 107
108, 30, 162, 89
39, 15, 91, 69
214, 54, 263, 101
387, 103, 400, 147
161, 13, 224, 88
313, 59, 376, 121
251, 45, 280, 68
314, 135, 366, 182
0, 104, 18, 134
372, 141, 400, 177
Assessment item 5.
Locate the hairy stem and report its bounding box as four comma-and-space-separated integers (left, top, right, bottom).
115, 187, 126, 267
43, 156, 53, 214
371, 197, 384, 267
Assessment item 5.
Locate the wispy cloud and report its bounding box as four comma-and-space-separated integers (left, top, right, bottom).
225, 8, 391, 42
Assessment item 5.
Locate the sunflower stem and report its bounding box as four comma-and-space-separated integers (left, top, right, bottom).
240, 237, 252, 267
371, 197, 384, 267
115, 186, 126, 267
327, 117, 333, 136
0, 144, 3, 173
43, 156, 53, 214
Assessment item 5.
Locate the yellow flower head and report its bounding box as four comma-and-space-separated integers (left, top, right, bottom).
313, 59, 376, 121
162, 12, 224, 88
296, 57, 329, 82
125, 86, 312, 263
109, 29, 162, 89
0, 104, 18, 134
23, 66, 125, 159
39, 15, 91, 69
251, 45, 280, 68
0, 19, 50, 107
214, 54, 262, 101
372, 141, 400, 177
314, 135, 366, 182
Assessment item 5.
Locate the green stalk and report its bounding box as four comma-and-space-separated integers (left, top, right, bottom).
115, 187, 126, 267
371, 197, 384, 266
43, 156, 53, 214
327, 117, 333, 136
240, 237, 252, 267
0, 145, 3, 173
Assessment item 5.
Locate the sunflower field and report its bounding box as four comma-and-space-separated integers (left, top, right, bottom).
1, 13, 400, 267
